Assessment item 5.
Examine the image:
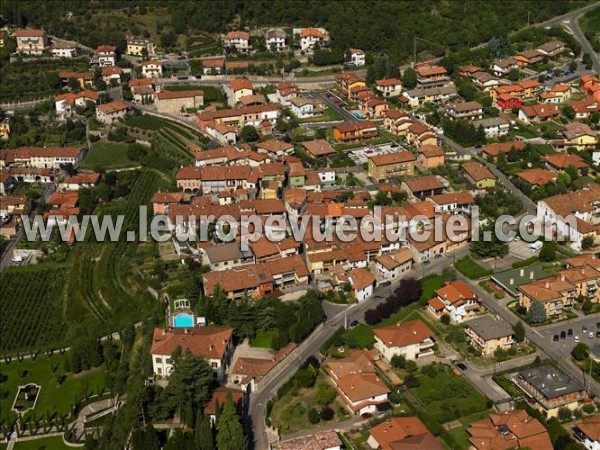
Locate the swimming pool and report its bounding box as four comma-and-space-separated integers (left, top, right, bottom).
173, 313, 194, 328
351, 111, 366, 119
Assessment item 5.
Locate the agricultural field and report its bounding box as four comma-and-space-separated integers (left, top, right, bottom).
81, 141, 137, 171
0, 266, 68, 354
0, 354, 108, 426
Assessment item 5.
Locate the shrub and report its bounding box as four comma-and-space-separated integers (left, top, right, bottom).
404, 374, 420, 388
582, 403, 595, 414
388, 390, 402, 404
391, 354, 406, 369
421, 365, 437, 378
405, 361, 417, 373
308, 407, 320, 424
320, 406, 334, 421
441, 314, 451, 325
557, 407, 572, 422
572, 343, 589, 361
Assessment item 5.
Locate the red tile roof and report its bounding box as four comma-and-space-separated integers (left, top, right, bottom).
150, 326, 233, 360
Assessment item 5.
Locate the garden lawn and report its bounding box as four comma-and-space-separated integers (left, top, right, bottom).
251, 330, 275, 348
82, 141, 136, 170
445, 409, 494, 449
0, 355, 108, 424
347, 324, 375, 348
454, 256, 493, 279
420, 275, 447, 301
409, 365, 488, 423
375, 301, 421, 328
13, 436, 71, 450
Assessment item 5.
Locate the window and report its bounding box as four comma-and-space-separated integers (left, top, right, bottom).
155, 357, 162, 363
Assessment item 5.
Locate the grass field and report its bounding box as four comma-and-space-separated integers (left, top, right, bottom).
410, 364, 488, 423
12, 436, 71, 450
454, 256, 493, 279
420, 274, 447, 301
250, 330, 275, 348
347, 324, 375, 348
0, 355, 108, 424
82, 141, 136, 170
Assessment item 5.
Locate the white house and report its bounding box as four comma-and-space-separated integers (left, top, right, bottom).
290, 97, 315, 119
427, 280, 481, 323
490, 57, 517, 76
375, 78, 403, 97
297, 27, 327, 52
375, 248, 413, 281
51, 43, 77, 58
348, 267, 376, 302
150, 326, 234, 379
373, 319, 435, 362
141, 60, 163, 78
224, 31, 250, 53
266, 29, 287, 52
348, 48, 366, 67
472, 117, 510, 137
96, 45, 116, 67
574, 416, 600, 450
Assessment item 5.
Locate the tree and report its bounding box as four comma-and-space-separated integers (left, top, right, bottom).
391, 354, 406, 369
582, 53, 593, 70
195, 412, 215, 450
539, 241, 556, 262
315, 383, 336, 406
130, 425, 161, 450
320, 406, 334, 420
513, 321, 525, 343
165, 352, 213, 419
441, 314, 451, 325
507, 69, 520, 82
561, 105, 576, 120
404, 360, 417, 373
216, 393, 248, 450
470, 225, 508, 258
569, 60, 578, 73
526, 300, 547, 324
402, 68, 417, 89
404, 374, 420, 388
240, 125, 259, 142
308, 407, 320, 424
572, 343, 589, 361
581, 235, 595, 250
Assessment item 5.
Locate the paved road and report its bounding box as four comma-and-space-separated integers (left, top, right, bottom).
457, 273, 600, 399
249, 247, 469, 449
439, 134, 537, 216
310, 91, 358, 123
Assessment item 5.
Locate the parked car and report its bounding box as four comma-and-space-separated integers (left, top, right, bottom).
553, 334, 559, 342
456, 362, 468, 371
582, 325, 588, 333
560, 331, 566, 339
596, 331, 600, 338
589, 332, 595, 339
575, 335, 580, 342
380, 280, 392, 287
349, 320, 359, 328
568, 328, 573, 336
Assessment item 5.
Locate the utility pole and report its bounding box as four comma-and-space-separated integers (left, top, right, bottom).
413, 36, 417, 68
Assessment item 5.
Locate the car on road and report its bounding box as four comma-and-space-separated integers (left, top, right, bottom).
560, 331, 566, 339
596, 322, 600, 330
589, 332, 594, 339
456, 362, 468, 371
349, 320, 359, 328
575, 335, 580, 342
553, 334, 559, 342
568, 328, 573, 336
582, 325, 588, 333
596, 331, 600, 338
379, 280, 392, 287
423, 260, 431, 266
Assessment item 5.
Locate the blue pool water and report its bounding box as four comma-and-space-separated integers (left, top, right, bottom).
351, 111, 366, 119
173, 313, 194, 328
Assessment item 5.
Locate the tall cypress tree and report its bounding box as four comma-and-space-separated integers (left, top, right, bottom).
195, 412, 215, 450
216, 393, 247, 450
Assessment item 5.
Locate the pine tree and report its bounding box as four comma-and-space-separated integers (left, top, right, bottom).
195, 412, 215, 450
216, 393, 248, 450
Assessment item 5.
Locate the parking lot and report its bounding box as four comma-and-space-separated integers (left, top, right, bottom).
538, 316, 600, 359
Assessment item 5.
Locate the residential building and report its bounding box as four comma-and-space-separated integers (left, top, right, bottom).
125, 35, 154, 56
58, 71, 94, 89
490, 57, 518, 76
230, 78, 254, 104
256, 139, 294, 158
202, 57, 225, 75
50, 43, 77, 58
201, 242, 254, 271
150, 326, 234, 379
367, 151, 416, 182
224, 31, 250, 53
518, 274, 578, 317
537, 40, 566, 57
462, 161, 496, 189
349, 267, 376, 302
325, 349, 389, 415
495, 93, 523, 112
275, 82, 299, 106
468, 410, 552, 450
204, 387, 245, 425
96, 100, 130, 124
513, 365, 587, 416
297, 27, 327, 52
417, 145, 445, 169
101, 66, 123, 85
516, 168, 556, 187
571, 97, 600, 120
156, 90, 204, 114
406, 122, 437, 148
402, 175, 444, 199
301, 139, 336, 159
59, 173, 102, 191
265, 28, 287, 52
518, 104, 560, 124
277, 431, 342, 450
445, 101, 483, 121
482, 141, 526, 160
368, 417, 443, 450
415, 65, 450, 87
196, 104, 281, 129
290, 97, 316, 119
562, 122, 598, 151
15, 29, 48, 55
375, 78, 402, 97
403, 85, 457, 107
472, 71, 500, 91
373, 319, 435, 362
375, 248, 413, 280
348, 48, 366, 66
336, 72, 366, 99
465, 315, 514, 356
95, 45, 117, 66
516, 49, 543, 67
473, 117, 510, 137
333, 121, 378, 143
141, 60, 163, 78
427, 280, 480, 323
573, 416, 600, 450
0, 147, 83, 169
382, 110, 412, 135
54, 90, 100, 116
427, 191, 474, 215
544, 152, 588, 172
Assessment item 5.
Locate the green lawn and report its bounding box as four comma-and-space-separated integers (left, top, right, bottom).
82, 141, 136, 170
454, 256, 493, 279
0, 355, 109, 424
375, 301, 422, 328
250, 330, 275, 348
13, 436, 71, 450
410, 364, 489, 424
420, 274, 447, 301
347, 324, 375, 348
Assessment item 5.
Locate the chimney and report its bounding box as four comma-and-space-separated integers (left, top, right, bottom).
510, 278, 514, 285
545, 281, 550, 288
530, 271, 534, 280
561, 274, 565, 282
520, 269, 524, 277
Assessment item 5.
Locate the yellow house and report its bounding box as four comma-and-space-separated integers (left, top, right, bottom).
563, 122, 598, 151
125, 36, 153, 56
367, 151, 416, 182
462, 161, 496, 189
230, 78, 254, 104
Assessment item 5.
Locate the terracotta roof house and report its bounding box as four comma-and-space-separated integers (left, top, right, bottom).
373, 319, 435, 363
468, 409, 552, 450
368, 417, 443, 450
348, 267, 376, 302
544, 153, 588, 171
482, 141, 526, 159
515, 168, 556, 186
427, 280, 480, 323
573, 415, 600, 450
301, 139, 336, 159
518, 103, 560, 124
368, 151, 416, 182
462, 161, 496, 189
